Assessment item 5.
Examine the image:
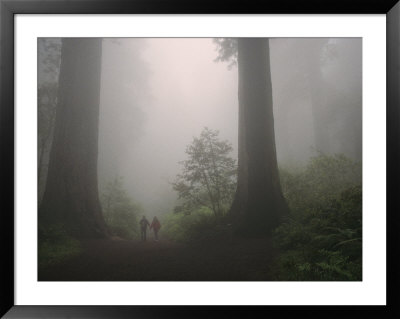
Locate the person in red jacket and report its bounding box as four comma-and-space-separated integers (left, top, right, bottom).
150, 216, 161, 241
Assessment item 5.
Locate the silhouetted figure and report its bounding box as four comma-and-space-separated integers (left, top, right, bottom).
139, 216, 150, 241
150, 216, 161, 241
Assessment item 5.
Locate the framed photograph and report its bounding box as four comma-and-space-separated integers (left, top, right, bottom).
1, 0, 399, 317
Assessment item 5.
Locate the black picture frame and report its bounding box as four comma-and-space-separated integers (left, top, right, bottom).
1, 0, 399, 318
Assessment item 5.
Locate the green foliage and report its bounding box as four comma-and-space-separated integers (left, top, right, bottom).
38, 224, 82, 268
101, 176, 142, 239
273, 154, 362, 281
173, 127, 237, 217
280, 153, 361, 216
162, 206, 232, 243
163, 206, 213, 242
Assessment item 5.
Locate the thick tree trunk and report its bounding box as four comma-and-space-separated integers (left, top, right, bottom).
39, 39, 108, 238
230, 38, 289, 236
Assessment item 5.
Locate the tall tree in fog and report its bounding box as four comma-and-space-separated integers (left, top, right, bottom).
303, 39, 330, 154
322, 39, 362, 160
39, 39, 108, 238
215, 38, 289, 235
98, 39, 150, 189
270, 38, 362, 163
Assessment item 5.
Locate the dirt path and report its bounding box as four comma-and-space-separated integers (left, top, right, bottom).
39, 237, 278, 281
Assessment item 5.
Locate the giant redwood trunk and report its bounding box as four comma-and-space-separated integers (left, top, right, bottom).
39, 38, 108, 238
230, 38, 289, 236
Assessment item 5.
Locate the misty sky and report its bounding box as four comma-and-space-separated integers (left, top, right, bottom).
136, 39, 238, 185
98, 38, 239, 215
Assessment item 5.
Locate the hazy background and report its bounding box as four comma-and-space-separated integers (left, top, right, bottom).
39, 37, 362, 217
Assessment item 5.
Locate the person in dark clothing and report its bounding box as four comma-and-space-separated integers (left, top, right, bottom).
150, 216, 161, 241
139, 215, 150, 241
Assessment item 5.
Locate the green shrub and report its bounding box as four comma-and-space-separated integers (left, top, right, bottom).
273, 154, 362, 281
280, 153, 361, 216
162, 206, 232, 243
101, 176, 141, 239
38, 224, 82, 268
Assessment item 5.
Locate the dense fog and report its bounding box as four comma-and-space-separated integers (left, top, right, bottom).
39, 37, 362, 217
37, 37, 364, 282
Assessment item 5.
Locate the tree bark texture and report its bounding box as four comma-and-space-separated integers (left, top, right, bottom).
39, 39, 108, 238
230, 38, 289, 235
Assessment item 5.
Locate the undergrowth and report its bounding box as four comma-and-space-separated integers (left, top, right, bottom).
38, 224, 82, 268
272, 154, 362, 281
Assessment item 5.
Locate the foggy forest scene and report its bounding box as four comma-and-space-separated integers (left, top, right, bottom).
38, 37, 362, 281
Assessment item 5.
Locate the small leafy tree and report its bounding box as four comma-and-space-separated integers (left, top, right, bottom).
173, 128, 237, 217
101, 176, 141, 239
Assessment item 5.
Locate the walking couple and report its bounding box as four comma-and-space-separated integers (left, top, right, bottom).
139, 216, 161, 242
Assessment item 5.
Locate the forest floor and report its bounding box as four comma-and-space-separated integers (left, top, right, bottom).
38, 234, 278, 281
